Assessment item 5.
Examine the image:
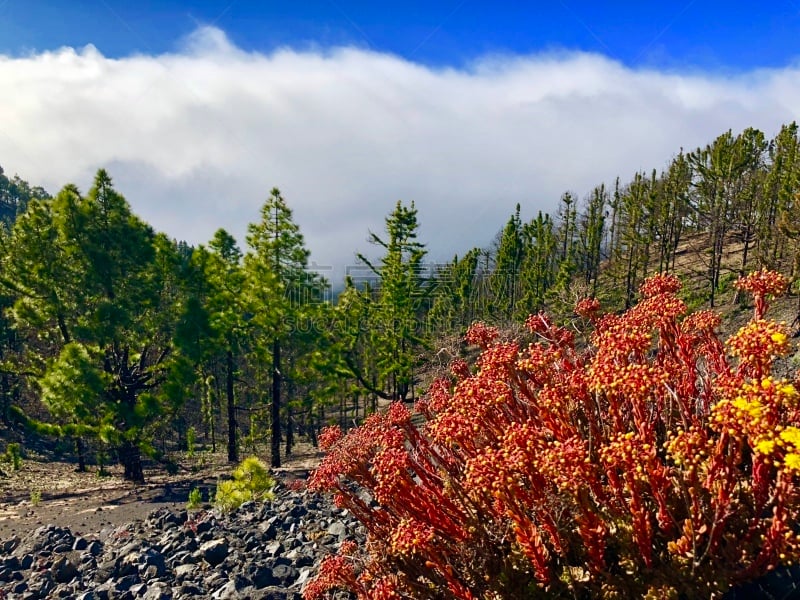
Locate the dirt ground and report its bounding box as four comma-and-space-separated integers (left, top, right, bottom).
0, 443, 324, 541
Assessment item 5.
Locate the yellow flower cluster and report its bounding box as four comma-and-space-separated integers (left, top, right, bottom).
776, 427, 800, 474
727, 319, 791, 376
714, 378, 794, 432
712, 377, 800, 475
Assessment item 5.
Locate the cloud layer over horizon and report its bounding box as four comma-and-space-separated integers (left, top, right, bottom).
1, 26, 799, 281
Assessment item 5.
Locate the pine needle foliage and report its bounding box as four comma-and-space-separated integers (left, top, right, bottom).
214, 456, 276, 512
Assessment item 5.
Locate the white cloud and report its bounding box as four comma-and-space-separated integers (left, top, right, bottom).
1, 26, 799, 281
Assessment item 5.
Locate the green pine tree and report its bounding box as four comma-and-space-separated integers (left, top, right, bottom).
244, 188, 324, 467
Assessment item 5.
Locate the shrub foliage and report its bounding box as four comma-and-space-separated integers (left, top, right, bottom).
305, 270, 800, 599
214, 456, 275, 512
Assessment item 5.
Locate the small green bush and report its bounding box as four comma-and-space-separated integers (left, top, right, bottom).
186, 426, 196, 458
96, 449, 110, 477
29, 490, 41, 506
187, 486, 203, 510
214, 456, 275, 513
2, 443, 22, 470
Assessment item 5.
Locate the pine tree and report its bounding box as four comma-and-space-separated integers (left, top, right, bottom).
689, 130, 759, 307
244, 188, 323, 467
517, 211, 558, 315
761, 123, 800, 266
490, 205, 524, 320
577, 185, 607, 294
618, 172, 655, 308
354, 201, 430, 401
191, 228, 246, 463
428, 248, 481, 332
0, 170, 190, 482
653, 152, 691, 273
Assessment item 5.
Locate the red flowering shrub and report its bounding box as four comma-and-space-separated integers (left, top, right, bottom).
305, 271, 800, 599
574, 296, 602, 322
735, 269, 790, 319
463, 321, 499, 348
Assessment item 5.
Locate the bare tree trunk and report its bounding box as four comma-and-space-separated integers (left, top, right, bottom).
271, 339, 281, 468
0, 375, 8, 425
285, 406, 293, 457
226, 349, 237, 463
75, 437, 86, 472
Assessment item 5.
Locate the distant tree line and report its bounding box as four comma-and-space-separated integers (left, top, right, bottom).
426, 123, 800, 327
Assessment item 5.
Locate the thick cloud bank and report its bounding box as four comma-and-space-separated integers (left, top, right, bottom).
1, 26, 798, 279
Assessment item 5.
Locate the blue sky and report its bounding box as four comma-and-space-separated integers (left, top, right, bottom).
3, 1, 800, 70
1, 2, 800, 277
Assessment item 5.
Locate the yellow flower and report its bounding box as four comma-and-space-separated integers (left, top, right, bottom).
780, 427, 800, 448
771, 332, 788, 344
732, 397, 749, 410
784, 453, 800, 472
732, 396, 763, 419
755, 439, 775, 455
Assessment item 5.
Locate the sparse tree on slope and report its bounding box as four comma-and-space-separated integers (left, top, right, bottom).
428, 248, 481, 332
517, 211, 558, 316
354, 201, 430, 401
490, 205, 524, 320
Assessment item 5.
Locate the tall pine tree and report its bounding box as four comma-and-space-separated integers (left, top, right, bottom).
244, 188, 323, 467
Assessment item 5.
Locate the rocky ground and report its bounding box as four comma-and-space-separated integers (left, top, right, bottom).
0, 481, 362, 599
0, 442, 356, 599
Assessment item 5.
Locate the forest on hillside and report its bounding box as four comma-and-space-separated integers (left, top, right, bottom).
1, 122, 800, 483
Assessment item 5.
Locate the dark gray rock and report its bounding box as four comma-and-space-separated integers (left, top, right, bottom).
51, 555, 79, 583
248, 563, 277, 589
142, 581, 173, 600
198, 538, 229, 566
271, 563, 299, 587
117, 553, 140, 578
263, 539, 284, 557
259, 518, 278, 540
87, 540, 103, 556
11, 580, 28, 595
94, 559, 117, 583
139, 548, 166, 578
73, 536, 89, 551
0, 537, 19, 553
326, 521, 348, 540
27, 570, 55, 598
115, 573, 140, 592
1, 481, 364, 600
194, 517, 214, 535
178, 582, 204, 597
174, 563, 198, 580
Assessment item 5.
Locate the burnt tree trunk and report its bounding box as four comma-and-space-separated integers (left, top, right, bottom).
0, 375, 9, 425
119, 439, 144, 484
285, 406, 293, 457
226, 349, 237, 464
271, 339, 281, 468
75, 437, 86, 472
